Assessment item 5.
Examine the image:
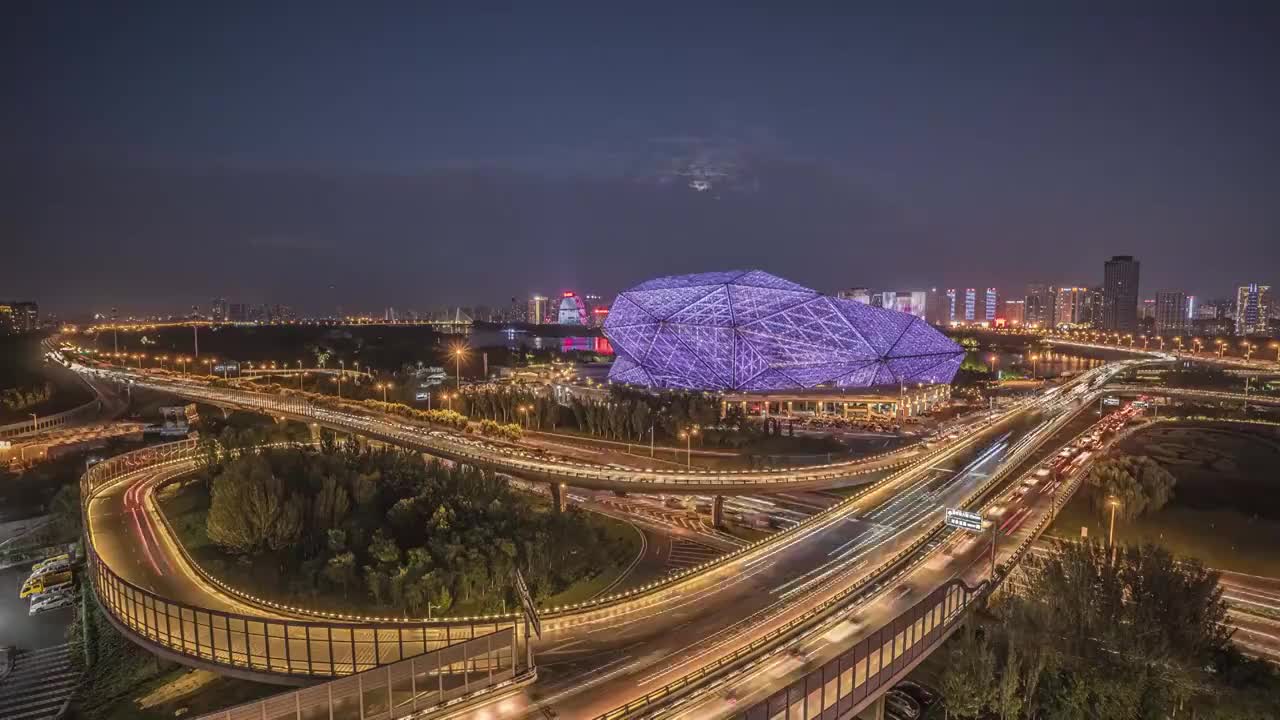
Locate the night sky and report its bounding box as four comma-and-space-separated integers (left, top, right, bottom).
5, 2, 1278, 315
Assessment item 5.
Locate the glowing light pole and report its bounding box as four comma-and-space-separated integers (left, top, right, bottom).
1107, 496, 1121, 549
678, 427, 700, 467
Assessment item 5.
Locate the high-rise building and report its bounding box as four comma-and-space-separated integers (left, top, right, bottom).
1002, 299, 1025, 325
1054, 287, 1090, 327
228, 303, 249, 322
1102, 255, 1140, 332
211, 298, 227, 322
1154, 291, 1189, 335
964, 288, 976, 322
945, 289, 958, 323
877, 291, 928, 320
1024, 284, 1056, 328
926, 288, 949, 326
527, 295, 548, 325
1138, 299, 1156, 321
983, 288, 998, 323
1235, 284, 1272, 335
836, 288, 873, 304
0, 302, 38, 334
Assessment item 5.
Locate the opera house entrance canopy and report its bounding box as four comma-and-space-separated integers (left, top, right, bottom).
603, 271, 963, 392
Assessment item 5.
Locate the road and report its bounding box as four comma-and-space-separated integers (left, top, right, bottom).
67, 352, 1148, 717
71, 362, 957, 494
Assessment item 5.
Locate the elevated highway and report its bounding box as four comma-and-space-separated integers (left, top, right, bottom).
68, 354, 1148, 718
70, 364, 960, 494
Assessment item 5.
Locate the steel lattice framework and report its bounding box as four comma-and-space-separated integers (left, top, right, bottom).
603, 271, 964, 391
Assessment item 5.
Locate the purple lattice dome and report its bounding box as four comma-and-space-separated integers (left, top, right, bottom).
603, 271, 963, 391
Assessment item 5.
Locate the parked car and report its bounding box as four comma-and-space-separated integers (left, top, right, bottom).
30, 592, 76, 616
20, 570, 74, 599
27, 557, 73, 579
894, 680, 938, 707
30, 553, 71, 573
885, 689, 921, 719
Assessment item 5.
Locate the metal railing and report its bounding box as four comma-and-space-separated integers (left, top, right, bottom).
725, 579, 981, 720
73, 365, 1041, 628
193, 628, 525, 720
81, 441, 525, 681
722, 403, 1112, 720
0, 397, 102, 439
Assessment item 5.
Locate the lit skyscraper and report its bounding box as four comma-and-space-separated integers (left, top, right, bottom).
1102, 255, 1140, 332
1154, 291, 1188, 335
527, 295, 547, 324
1235, 284, 1272, 335
945, 289, 957, 323
1024, 284, 1056, 328
964, 288, 976, 322
984, 288, 998, 322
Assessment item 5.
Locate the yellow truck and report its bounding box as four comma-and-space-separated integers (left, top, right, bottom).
19, 570, 74, 599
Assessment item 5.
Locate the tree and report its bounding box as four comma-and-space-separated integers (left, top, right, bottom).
939, 624, 997, 717
322, 551, 356, 598
206, 455, 303, 553
994, 645, 1023, 720
1086, 455, 1176, 522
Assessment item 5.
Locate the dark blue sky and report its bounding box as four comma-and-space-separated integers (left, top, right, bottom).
5, 2, 1277, 314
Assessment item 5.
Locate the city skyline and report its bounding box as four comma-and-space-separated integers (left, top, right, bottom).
7, 3, 1278, 314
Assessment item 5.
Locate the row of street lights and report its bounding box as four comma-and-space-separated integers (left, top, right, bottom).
1055, 330, 1279, 363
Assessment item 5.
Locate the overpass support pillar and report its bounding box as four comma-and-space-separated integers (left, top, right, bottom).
712, 495, 725, 529
308, 423, 322, 444
550, 482, 567, 513
854, 695, 885, 720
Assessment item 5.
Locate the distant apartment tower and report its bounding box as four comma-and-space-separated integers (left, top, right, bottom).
227, 303, 249, 322
211, 297, 227, 322
527, 295, 548, 325
0, 301, 39, 334
1054, 287, 1090, 326
945, 289, 958, 323
836, 287, 873, 304
925, 288, 949, 326
982, 288, 997, 322
1153, 291, 1189, 335
1235, 284, 1272, 335
878, 291, 928, 320
1024, 284, 1056, 328
1102, 255, 1140, 333
1003, 299, 1025, 325
964, 289, 977, 322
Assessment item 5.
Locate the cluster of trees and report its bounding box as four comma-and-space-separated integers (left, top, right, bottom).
1085, 455, 1176, 522
940, 540, 1280, 718
196, 439, 631, 616
460, 387, 559, 430
476, 419, 522, 441
2, 381, 52, 411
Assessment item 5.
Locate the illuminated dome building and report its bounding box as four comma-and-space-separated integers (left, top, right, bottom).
603, 271, 963, 391
557, 292, 588, 325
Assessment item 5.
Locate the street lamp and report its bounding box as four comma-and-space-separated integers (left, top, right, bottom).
987, 354, 997, 374
377, 382, 392, 403
1271, 342, 1280, 364
443, 392, 455, 411
1029, 354, 1038, 379
678, 427, 699, 467
1107, 496, 1121, 549
335, 373, 343, 399
1241, 341, 1256, 361
1216, 339, 1226, 358
299, 371, 307, 391
518, 404, 530, 428
450, 344, 468, 388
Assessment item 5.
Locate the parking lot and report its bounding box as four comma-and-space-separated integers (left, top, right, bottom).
0, 564, 73, 651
